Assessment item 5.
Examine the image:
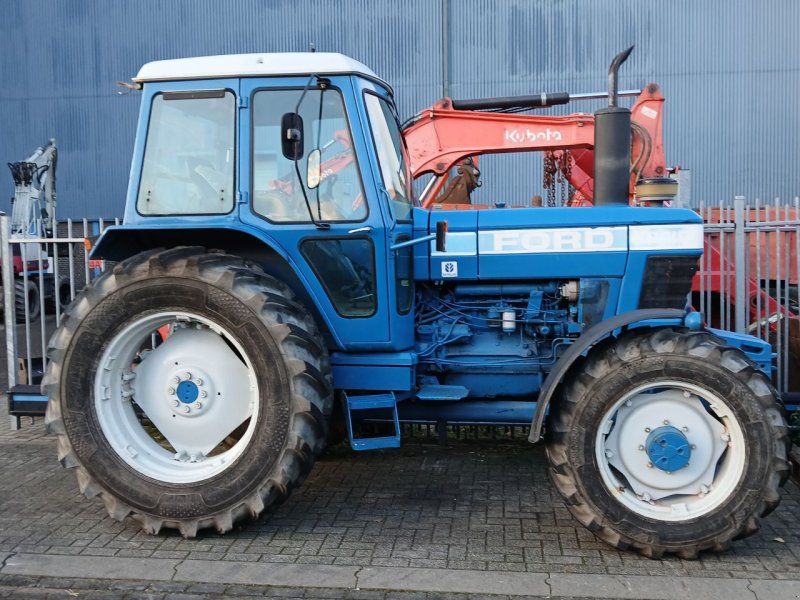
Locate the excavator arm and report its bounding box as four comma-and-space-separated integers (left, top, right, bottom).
403, 84, 668, 207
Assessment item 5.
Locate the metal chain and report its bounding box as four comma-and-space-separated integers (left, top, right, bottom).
550, 150, 574, 206
543, 152, 556, 207
562, 150, 573, 205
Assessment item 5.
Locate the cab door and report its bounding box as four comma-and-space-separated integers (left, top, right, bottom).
355, 79, 417, 350
238, 75, 394, 349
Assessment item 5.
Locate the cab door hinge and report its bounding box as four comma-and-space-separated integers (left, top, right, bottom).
238, 96, 248, 109
237, 191, 249, 204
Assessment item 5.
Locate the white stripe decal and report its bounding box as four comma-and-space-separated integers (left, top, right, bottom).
429, 224, 704, 257
629, 224, 704, 250
479, 227, 628, 254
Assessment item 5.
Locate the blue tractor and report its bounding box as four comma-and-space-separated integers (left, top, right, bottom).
44, 49, 789, 558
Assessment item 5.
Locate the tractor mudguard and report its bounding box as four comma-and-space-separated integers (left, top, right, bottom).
528, 307, 686, 443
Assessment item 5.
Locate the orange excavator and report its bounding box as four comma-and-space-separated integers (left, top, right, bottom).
402, 85, 799, 391
404, 83, 671, 208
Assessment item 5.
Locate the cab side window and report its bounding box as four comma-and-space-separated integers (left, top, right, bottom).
251, 89, 367, 223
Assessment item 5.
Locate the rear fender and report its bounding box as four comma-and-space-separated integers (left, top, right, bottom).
90, 225, 342, 348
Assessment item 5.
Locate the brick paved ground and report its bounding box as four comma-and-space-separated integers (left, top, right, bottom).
1, 396, 799, 598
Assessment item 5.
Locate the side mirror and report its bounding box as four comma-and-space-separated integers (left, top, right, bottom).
306, 148, 321, 189
435, 220, 448, 253
281, 113, 304, 160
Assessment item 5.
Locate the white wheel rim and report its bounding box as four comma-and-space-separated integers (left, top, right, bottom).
595, 381, 746, 521
94, 311, 259, 484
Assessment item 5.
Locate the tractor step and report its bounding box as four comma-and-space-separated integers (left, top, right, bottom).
416, 384, 469, 401
344, 392, 400, 451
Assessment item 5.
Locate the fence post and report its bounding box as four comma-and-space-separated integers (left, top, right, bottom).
0, 214, 19, 429
733, 196, 746, 334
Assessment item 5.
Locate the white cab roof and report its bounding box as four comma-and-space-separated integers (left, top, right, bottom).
134, 52, 388, 88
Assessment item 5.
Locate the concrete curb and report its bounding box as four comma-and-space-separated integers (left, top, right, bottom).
358, 566, 550, 596
3, 553, 799, 599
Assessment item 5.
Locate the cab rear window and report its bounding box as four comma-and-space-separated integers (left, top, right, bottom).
137, 90, 235, 215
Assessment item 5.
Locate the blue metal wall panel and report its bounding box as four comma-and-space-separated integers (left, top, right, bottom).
447, 0, 800, 207
1, 0, 797, 218
0, 0, 443, 218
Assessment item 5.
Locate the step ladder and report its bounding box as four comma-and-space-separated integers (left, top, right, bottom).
344, 392, 400, 451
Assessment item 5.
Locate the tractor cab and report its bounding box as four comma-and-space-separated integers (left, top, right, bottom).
101, 53, 418, 349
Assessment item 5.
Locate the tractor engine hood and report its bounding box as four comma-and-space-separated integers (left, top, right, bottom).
415, 206, 703, 281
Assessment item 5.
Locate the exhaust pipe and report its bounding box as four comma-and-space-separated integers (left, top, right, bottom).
594, 46, 634, 207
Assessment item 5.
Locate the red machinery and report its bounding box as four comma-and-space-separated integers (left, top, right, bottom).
404, 84, 668, 208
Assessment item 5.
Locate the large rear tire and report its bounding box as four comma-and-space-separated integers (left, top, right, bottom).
546, 328, 789, 558
44, 247, 332, 537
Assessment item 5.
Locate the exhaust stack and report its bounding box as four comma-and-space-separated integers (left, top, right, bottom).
594, 46, 634, 207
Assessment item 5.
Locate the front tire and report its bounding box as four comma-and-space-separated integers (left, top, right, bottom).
44, 248, 332, 537
546, 328, 789, 558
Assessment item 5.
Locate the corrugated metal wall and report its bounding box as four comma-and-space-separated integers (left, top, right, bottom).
1, 0, 798, 218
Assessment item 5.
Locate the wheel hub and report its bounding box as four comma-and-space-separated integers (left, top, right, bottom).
646, 426, 691, 472
167, 368, 214, 417
177, 380, 199, 404
601, 388, 729, 502
128, 325, 255, 458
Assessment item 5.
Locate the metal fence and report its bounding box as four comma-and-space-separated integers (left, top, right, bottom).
1, 216, 118, 423
697, 196, 799, 396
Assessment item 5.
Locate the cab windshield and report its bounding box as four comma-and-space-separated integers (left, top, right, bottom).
364, 93, 414, 221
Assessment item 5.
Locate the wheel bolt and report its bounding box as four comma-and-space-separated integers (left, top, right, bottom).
638, 445, 645, 451
683, 391, 691, 398
170, 399, 179, 407
182, 405, 190, 414
167, 387, 175, 395
172, 376, 181, 384
663, 420, 669, 425
644, 427, 651, 433
605, 450, 613, 458
647, 462, 653, 468
194, 402, 202, 409
196, 378, 203, 385
691, 444, 697, 449
184, 372, 192, 380
682, 426, 689, 432
200, 390, 208, 398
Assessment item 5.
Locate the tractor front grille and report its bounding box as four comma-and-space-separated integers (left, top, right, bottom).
639, 255, 699, 310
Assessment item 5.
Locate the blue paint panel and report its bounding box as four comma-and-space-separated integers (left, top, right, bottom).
397, 400, 536, 425
480, 251, 627, 279
428, 210, 479, 280
412, 207, 430, 280
331, 351, 416, 390
332, 366, 414, 391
